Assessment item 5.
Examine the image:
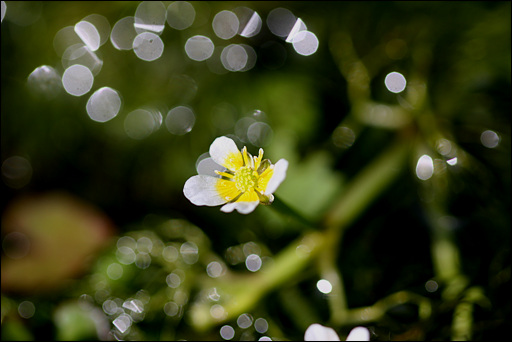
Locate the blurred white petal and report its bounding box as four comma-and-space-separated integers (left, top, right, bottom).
304, 324, 341, 341
346, 327, 370, 341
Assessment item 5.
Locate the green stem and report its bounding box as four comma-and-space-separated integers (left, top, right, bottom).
343, 290, 432, 326
323, 139, 410, 230
271, 194, 316, 228
317, 230, 349, 325
321, 139, 410, 325
187, 231, 325, 332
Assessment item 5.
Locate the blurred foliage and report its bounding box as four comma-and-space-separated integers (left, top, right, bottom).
1, 1, 510, 341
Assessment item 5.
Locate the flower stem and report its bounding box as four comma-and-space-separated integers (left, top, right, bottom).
323, 139, 410, 230
270, 194, 316, 228
319, 138, 410, 325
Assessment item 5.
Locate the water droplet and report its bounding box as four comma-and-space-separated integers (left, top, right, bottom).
86, 87, 121, 123
247, 122, 273, 146
185, 35, 214, 61
416, 155, 434, 181
211, 304, 227, 320
254, 318, 268, 334
1, 156, 32, 189
332, 126, 355, 149
206, 261, 225, 278
102, 299, 119, 315
235, 117, 256, 142
165, 106, 195, 135
18, 301, 35, 319
267, 8, 296, 38
107, 263, 123, 280
237, 313, 253, 329
162, 245, 179, 262
133, 32, 164, 61
166, 272, 182, 288
122, 299, 144, 313
212, 10, 239, 40
54, 26, 82, 56
180, 241, 199, 264
163, 301, 179, 316
167, 1, 195, 30
291, 30, 319, 56
61, 44, 102, 76
447, 157, 458, 166
136, 237, 153, 254
221, 44, 248, 71
116, 246, 136, 265
316, 279, 333, 294
82, 14, 111, 47
245, 254, 262, 272
207, 287, 221, 301
384, 72, 407, 93
134, 1, 166, 34
27, 65, 61, 98
480, 130, 500, 148
124, 108, 161, 139
117, 236, 136, 249
242, 242, 261, 257
74, 20, 100, 51
220, 324, 235, 340
425, 279, 439, 293
110, 17, 137, 50
112, 313, 132, 333
285, 18, 307, 43
135, 252, 152, 269
235, 7, 262, 38
62, 64, 94, 96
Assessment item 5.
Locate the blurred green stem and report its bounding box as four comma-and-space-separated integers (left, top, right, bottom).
323, 139, 410, 229
271, 195, 316, 228
344, 290, 432, 325
321, 138, 410, 325
423, 195, 477, 340
188, 231, 325, 332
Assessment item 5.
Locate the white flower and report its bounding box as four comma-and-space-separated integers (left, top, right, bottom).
305, 324, 370, 341
183, 136, 288, 214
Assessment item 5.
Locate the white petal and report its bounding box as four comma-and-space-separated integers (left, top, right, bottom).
209, 136, 241, 170
264, 159, 288, 195
304, 324, 340, 341
183, 175, 227, 206
221, 201, 259, 214
196, 157, 224, 177
346, 327, 370, 341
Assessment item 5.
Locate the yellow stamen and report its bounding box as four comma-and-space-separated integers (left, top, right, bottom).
234, 167, 258, 193
256, 165, 274, 193
215, 170, 234, 179
241, 146, 253, 168
253, 148, 264, 170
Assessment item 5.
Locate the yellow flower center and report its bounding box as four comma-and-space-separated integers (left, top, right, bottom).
215, 146, 275, 204
234, 166, 259, 192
